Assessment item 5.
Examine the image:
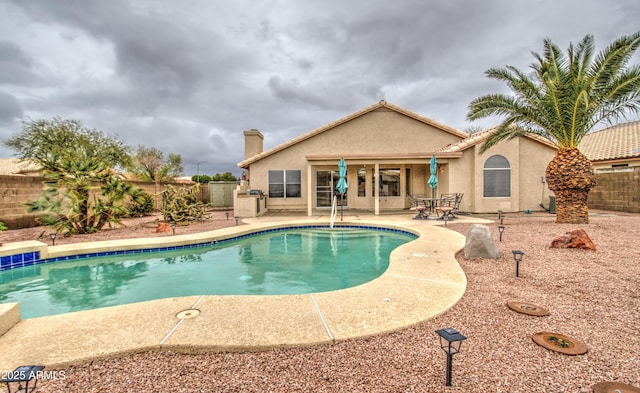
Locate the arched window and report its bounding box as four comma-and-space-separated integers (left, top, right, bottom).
483, 155, 511, 197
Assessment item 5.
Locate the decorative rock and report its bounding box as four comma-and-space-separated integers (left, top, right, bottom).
550, 228, 596, 250
156, 222, 172, 233
464, 224, 500, 259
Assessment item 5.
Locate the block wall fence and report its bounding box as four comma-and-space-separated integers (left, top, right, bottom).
588, 167, 640, 213
0, 175, 208, 230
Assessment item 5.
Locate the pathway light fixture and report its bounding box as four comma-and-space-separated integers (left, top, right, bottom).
225, 211, 229, 220
512, 250, 524, 277
498, 225, 505, 241
435, 327, 467, 386
235, 216, 239, 226
49, 233, 57, 246
170, 222, 176, 236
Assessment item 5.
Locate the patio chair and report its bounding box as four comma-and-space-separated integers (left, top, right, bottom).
435, 193, 463, 220
407, 195, 430, 220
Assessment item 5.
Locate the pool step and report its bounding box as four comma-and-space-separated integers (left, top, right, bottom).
0, 303, 20, 337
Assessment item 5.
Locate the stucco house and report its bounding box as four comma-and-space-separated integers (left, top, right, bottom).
237, 101, 557, 216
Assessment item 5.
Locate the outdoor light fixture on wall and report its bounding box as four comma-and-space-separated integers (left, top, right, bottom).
512, 250, 524, 277
435, 327, 467, 387
49, 233, 57, 246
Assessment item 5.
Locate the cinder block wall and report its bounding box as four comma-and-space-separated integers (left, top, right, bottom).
0, 175, 46, 229
0, 175, 206, 230
588, 168, 640, 213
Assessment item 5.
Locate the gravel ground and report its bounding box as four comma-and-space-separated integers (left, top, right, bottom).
1, 210, 639, 392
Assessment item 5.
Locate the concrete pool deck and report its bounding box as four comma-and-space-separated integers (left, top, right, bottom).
0, 213, 491, 370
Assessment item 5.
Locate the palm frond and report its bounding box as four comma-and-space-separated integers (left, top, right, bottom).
467, 31, 640, 151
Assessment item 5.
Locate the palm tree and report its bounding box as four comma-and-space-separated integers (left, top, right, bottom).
467, 32, 640, 223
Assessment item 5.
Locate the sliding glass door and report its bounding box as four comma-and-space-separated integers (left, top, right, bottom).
316, 170, 348, 208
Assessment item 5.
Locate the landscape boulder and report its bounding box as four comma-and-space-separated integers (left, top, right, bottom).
464, 224, 500, 259
550, 229, 596, 250
156, 222, 172, 233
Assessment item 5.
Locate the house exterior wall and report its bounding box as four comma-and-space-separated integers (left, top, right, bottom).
518, 137, 556, 211
245, 108, 464, 212
448, 137, 555, 213
241, 105, 557, 215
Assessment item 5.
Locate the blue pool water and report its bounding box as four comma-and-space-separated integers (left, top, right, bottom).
0, 227, 414, 319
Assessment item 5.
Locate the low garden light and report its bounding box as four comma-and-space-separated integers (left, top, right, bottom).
225, 211, 229, 220
170, 222, 176, 236
512, 250, 524, 277
235, 216, 239, 226
435, 327, 467, 387
49, 233, 57, 246
498, 225, 505, 241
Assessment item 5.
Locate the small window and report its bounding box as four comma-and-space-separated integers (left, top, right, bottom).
483, 155, 511, 197
269, 170, 301, 198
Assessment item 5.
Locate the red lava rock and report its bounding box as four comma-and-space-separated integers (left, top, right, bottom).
549, 228, 596, 250
155, 222, 172, 233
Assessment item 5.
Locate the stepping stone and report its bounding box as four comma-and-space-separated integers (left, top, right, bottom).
592, 382, 640, 393
507, 301, 549, 316
532, 331, 588, 355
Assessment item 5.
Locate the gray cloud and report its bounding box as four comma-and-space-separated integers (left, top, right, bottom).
1, 0, 639, 174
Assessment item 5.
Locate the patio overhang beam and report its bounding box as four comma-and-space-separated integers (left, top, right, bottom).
305, 152, 462, 162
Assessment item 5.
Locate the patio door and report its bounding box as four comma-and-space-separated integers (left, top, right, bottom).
316, 170, 348, 208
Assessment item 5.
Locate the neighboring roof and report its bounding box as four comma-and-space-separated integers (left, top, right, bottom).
579, 120, 640, 162
238, 100, 469, 168
436, 127, 557, 153
0, 158, 41, 175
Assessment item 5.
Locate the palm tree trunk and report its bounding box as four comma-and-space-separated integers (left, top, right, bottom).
545, 148, 596, 224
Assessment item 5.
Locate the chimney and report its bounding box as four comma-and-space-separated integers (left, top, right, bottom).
244, 129, 264, 160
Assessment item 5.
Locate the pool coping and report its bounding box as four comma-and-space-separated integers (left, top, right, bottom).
0, 214, 491, 370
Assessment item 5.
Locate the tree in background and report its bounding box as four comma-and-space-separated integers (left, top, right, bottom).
130, 146, 183, 182
3, 117, 144, 235
191, 174, 212, 183
211, 172, 237, 181
467, 32, 640, 224
192, 172, 236, 183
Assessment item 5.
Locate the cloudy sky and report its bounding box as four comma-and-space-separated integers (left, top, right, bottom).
1, 1, 639, 176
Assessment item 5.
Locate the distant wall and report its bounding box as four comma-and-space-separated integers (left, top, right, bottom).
588, 167, 640, 213
0, 175, 47, 229
0, 175, 206, 230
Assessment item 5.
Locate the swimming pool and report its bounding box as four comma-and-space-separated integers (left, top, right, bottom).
0, 226, 415, 319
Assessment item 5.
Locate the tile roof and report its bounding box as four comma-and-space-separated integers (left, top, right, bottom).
0, 158, 41, 175
238, 100, 469, 168
579, 120, 640, 162
436, 127, 557, 153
